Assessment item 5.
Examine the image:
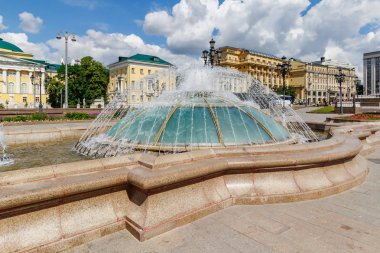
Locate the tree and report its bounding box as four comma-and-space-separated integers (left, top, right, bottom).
51, 56, 109, 108
47, 77, 64, 108
356, 81, 364, 95
275, 86, 296, 99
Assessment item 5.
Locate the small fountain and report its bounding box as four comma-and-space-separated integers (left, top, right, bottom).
0, 123, 14, 166
74, 66, 318, 157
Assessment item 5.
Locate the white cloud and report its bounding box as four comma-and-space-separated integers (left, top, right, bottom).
18, 12, 43, 34
0, 15, 7, 30
143, 0, 380, 78
0, 30, 197, 70
0, 32, 51, 59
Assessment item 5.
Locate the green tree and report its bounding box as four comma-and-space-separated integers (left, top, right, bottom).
47, 77, 64, 108
53, 56, 108, 108
275, 86, 296, 98
356, 82, 364, 95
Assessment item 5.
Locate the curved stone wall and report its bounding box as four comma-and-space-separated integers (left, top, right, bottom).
0, 130, 373, 252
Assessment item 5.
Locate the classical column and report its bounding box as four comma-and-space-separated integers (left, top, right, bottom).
2, 69, 7, 93
28, 72, 33, 94
41, 72, 46, 95
16, 70, 20, 93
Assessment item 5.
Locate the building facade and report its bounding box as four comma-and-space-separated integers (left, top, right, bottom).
108, 54, 176, 106
290, 57, 357, 105
218, 46, 357, 104
0, 38, 58, 109
363, 51, 380, 96
218, 46, 287, 92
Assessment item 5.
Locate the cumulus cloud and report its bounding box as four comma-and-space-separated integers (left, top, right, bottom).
18, 12, 43, 34
0, 32, 51, 59
0, 15, 7, 30
0, 30, 197, 69
143, 0, 380, 78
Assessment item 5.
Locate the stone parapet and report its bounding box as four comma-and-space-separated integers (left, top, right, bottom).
0, 132, 370, 252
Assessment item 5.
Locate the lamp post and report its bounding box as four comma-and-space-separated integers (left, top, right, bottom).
277, 56, 293, 107
38, 71, 43, 112
202, 38, 222, 67
335, 67, 345, 114
56, 32, 76, 109
30, 73, 35, 108
60, 88, 63, 108
307, 72, 312, 106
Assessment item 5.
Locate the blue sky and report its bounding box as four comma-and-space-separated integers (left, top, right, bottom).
0, 0, 379, 78
1, 0, 320, 46
0, 0, 179, 45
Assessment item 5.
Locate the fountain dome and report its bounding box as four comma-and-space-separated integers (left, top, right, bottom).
106, 91, 291, 152
75, 66, 318, 157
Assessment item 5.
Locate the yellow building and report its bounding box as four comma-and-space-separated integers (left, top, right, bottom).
290, 57, 357, 105
108, 54, 176, 106
218, 46, 287, 92
0, 38, 58, 109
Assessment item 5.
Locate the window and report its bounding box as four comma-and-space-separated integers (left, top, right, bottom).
23, 97, 27, 103
36, 97, 40, 103
140, 81, 144, 90
132, 95, 136, 102
34, 85, 39, 94
132, 68, 135, 74
140, 69, 144, 75
148, 70, 151, 75
148, 80, 153, 91
8, 82, 14, 93
131, 81, 135, 90
21, 83, 27, 94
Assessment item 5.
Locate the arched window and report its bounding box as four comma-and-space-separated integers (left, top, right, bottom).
21, 83, 27, 94
8, 82, 14, 93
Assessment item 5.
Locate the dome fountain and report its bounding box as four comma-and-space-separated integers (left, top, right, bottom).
74, 66, 318, 157
0, 64, 371, 251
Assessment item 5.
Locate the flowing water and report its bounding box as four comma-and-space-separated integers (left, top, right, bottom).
74, 66, 319, 157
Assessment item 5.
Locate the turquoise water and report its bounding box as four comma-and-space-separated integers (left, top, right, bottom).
0, 139, 90, 172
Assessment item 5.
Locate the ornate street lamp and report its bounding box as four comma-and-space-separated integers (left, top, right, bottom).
202, 38, 222, 67
30, 73, 35, 108
277, 56, 293, 107
56, 32, 76, 108
38, 71, 43, 112
353, 76, 360, 110
335, 67, 345, 114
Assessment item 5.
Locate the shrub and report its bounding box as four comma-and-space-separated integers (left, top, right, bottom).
31, 112, 48, 121
64, 112, 91, 120
2, 115, 28, 122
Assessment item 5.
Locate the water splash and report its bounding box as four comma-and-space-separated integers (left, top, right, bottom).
74, 65, 318, 157
0, 123, 14, 166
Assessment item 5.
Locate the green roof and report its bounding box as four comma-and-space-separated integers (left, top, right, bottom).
21, 58, 61, 72
118, 54, 172, 66
0, 38, 23, 52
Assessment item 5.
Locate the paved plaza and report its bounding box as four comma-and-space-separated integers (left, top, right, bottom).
65, 144, 380, 253
294, 106, 342, 123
